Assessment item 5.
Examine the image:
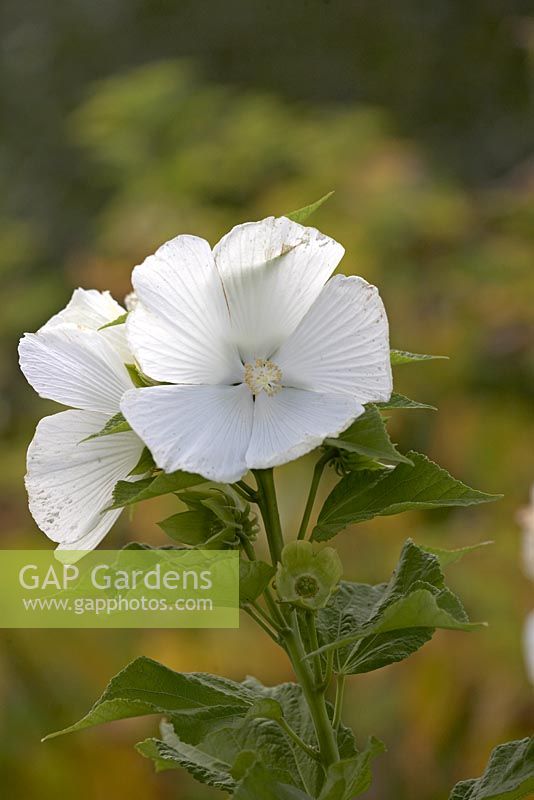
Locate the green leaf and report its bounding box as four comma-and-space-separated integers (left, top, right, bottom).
137, 721, 236, 791
285, 191, 335, 224
449, 737, 534, 800
168, 679, 356, 797
81, 411, 131, 441
158, 510, 214, 545
107, 470, 206, 510
325, 405, 412, 466
245, 698, 284, 722
421, 541, 493, 568
99, 312, 128, 330
43, 657, 254, 741
375, 392, 436, 411
311, 541, 485, 668
128, 446, 156, 476
390, 349, 448, 365
318, 737, 386, 800
234, 758, 313, 800
239, 560, 276, 606
317, 581, 433, 675
312, 451, 501, 541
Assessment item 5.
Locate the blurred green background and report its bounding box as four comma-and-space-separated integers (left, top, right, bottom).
1, 2, 533, 798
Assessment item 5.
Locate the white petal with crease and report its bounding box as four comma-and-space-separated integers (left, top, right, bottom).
55, 509, 124, 560
19, 327, 133, 415
128, 235, 242, 385
213, 216, 345, 361
41, 287, 131, 362
121, 384, 254, 483
246, 388, 364, 469
274, 275, 392, 403
25, 410, 144, 545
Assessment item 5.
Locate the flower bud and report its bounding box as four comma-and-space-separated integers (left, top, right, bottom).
177, 486, 259, 550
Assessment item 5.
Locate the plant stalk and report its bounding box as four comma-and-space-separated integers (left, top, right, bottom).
253, 468, 285, 564
297, 453, 330, 540
255, 467, 340, 775
283, 613, 340, 769
333, 673, 346, 731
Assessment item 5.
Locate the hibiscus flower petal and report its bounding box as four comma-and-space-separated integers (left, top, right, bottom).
246, 387, 364, 469
121, 384, 254, 483
25, 410, 144, 546
19, 326, 133, 415
55, 510, 124, 559
213, 216, 345, 361
128, 235, 243, 384
274, 275, 392, 403
41, 287, 131, 362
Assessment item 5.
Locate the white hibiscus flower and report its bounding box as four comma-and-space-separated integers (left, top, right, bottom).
121, 216, 392, 483
18, 289, 144, 554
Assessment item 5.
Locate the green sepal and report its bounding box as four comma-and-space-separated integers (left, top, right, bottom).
325, 405, 412, 466
81, 411, 131, 442
125, 362, 160, 387
98, 312, 128, 330
107, 470, 206, 510
375, 392, 436, 411
390, 349, 448, 365
128, 446, 156, 476
285, 191, 334, 224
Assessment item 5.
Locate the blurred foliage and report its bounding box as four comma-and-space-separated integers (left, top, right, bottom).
1, 4, 534, 799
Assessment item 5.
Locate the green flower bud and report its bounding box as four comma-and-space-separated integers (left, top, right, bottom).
171, 486, 259, 550
275, 540, 342, 610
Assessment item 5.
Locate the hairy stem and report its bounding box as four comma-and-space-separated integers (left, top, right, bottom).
297, 453, 330, 540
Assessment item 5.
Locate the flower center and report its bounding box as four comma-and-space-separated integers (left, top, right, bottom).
294, 574, 320, 598
244, 359, 282, 396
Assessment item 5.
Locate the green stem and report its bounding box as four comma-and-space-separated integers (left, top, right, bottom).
253, 468, 284, 564
321, 649, 334, 693
239, 535, 256, 561
264, 587, 288, 630
283, 614, 340, 769
277, 718, 321, 763
304, 610, 323, 688
257, 469, 340, 775
236, 479, 258, 502
297, 453, 330, 540
333, 673, 346, 731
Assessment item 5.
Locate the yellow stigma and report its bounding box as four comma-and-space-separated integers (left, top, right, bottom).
244, 358, 282, 396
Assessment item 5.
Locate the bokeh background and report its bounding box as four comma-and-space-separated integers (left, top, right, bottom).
0, 2, 533, 798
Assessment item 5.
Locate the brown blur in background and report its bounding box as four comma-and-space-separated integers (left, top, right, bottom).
0, 2, 533, 798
